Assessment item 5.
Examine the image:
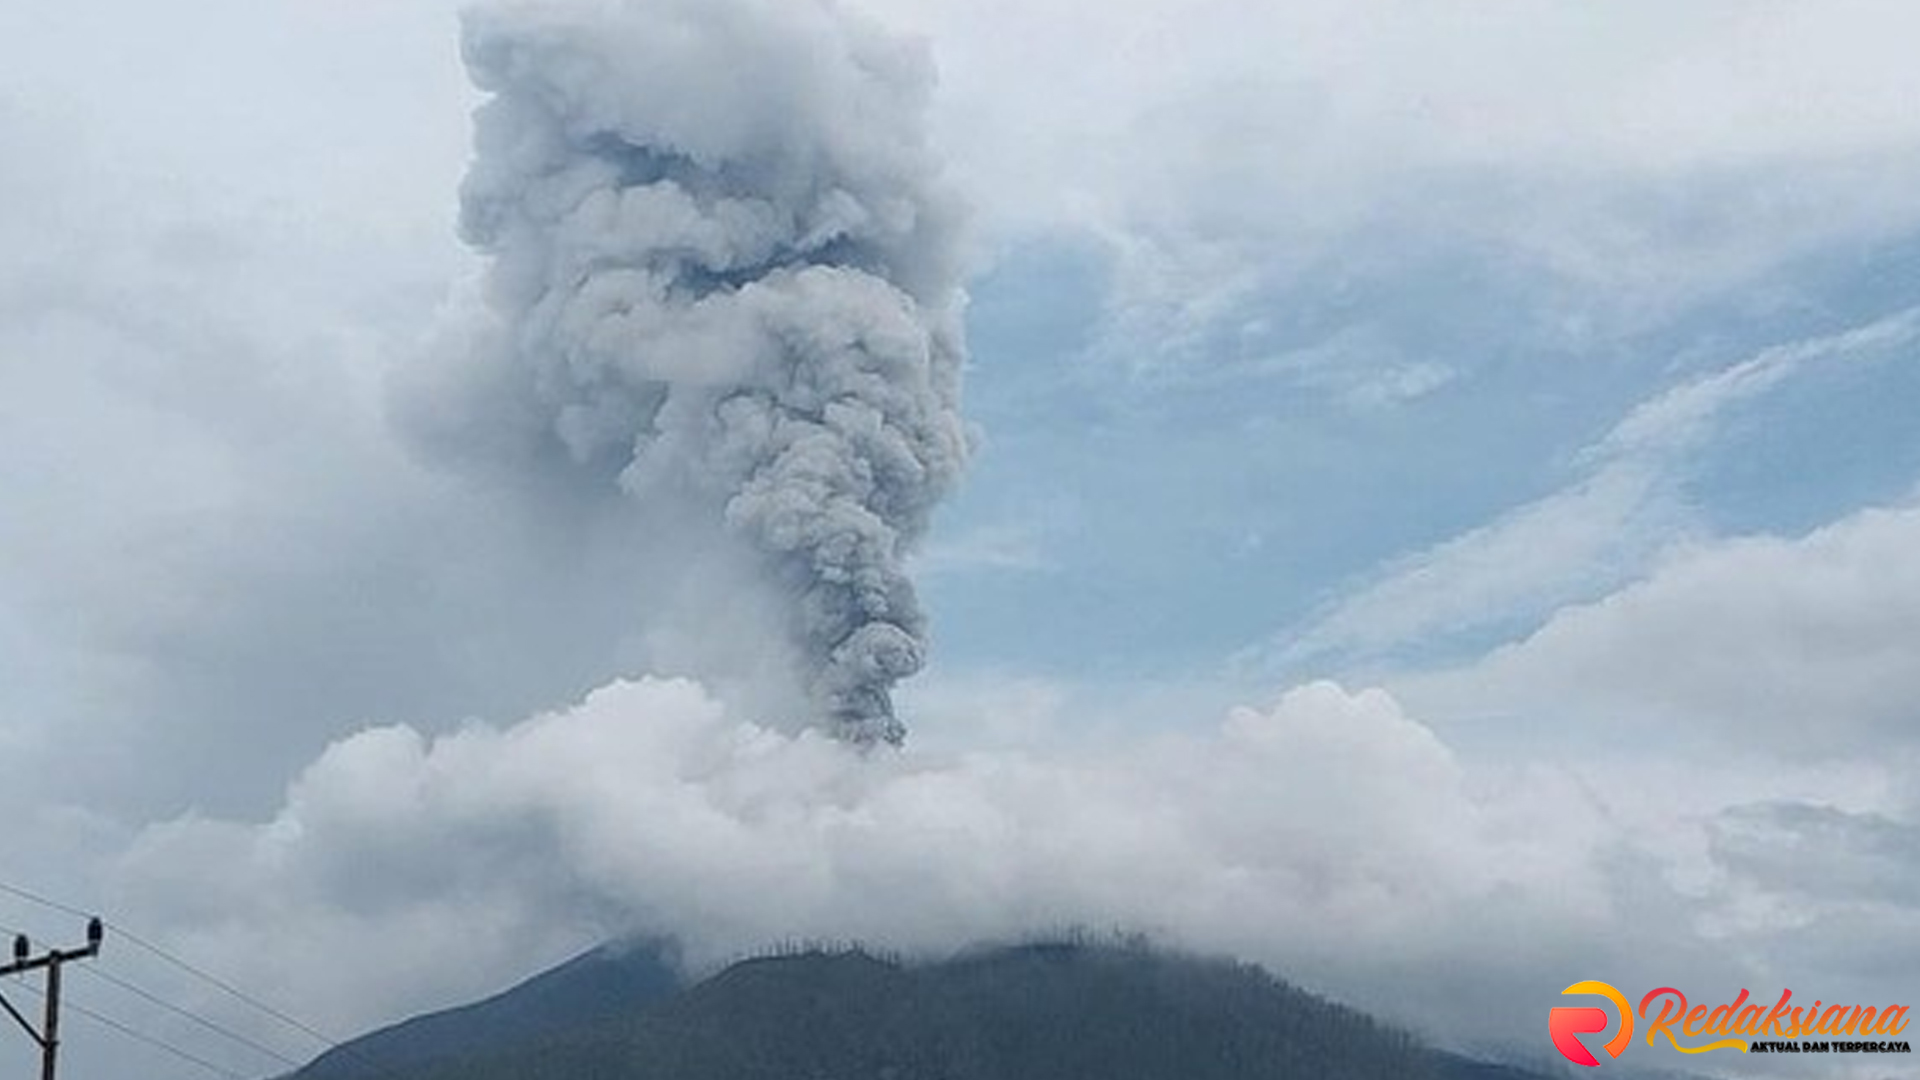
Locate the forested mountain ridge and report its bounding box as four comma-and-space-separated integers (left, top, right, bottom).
288, 939, 1558, 1080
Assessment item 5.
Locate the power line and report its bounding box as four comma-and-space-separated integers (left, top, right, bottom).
0, 879, 339, 1049
2, 885, 307, 1072
77, 965, 304, 1069
10, 979, 246, 1080
102, 931, 415, 1080
0, 877, 411, 1080
0, 882, 89, 921
107, 924, 345, 1049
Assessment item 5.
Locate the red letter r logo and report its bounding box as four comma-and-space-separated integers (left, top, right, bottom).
1552, 981, 1634, 1067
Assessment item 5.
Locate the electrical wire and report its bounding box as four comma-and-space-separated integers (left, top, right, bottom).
0, 875, 411, 1079
0, 879, 337, 1047
103, 923, 342, 1050
9, 974, 248, 1080
78, 965, 305, 1069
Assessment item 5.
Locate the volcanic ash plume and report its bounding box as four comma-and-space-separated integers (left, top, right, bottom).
453, 0, 970, 744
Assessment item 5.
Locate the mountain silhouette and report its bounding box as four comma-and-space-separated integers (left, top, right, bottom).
287, 938, 1556, 1080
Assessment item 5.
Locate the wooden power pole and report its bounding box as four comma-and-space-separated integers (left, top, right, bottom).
1, 918, 103, 1080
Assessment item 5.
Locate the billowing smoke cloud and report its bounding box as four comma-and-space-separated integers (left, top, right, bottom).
91, 496, 1920, 1073
109, 678, 1619, 1041
106, 675, 1904, 1074
439, 0, 970, 744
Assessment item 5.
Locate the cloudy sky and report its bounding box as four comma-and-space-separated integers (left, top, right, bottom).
3, 1, 1918, 1079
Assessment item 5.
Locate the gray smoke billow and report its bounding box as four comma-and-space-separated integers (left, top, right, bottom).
451, 0, 969, 745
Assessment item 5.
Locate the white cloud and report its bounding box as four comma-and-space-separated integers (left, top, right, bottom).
101, 672, 1873, 1072
1703, 801, 1920, 1011
1258, 462, 1691, 669
913, 521, 1055, 576
1594, 309, 1920, 461
1715, 802, 1920, 909
97, 681, 1529, 1021
1402, 499, 1920, 755
866, 0, 1920, 211
1249, 308, 1920, 673
851, 0, 1920, 357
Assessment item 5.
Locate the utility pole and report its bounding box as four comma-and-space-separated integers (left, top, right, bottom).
1, 918, 103, 1080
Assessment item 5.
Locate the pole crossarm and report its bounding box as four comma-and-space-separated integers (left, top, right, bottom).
0, 944, 101, 979
1, 918, 103, 1080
